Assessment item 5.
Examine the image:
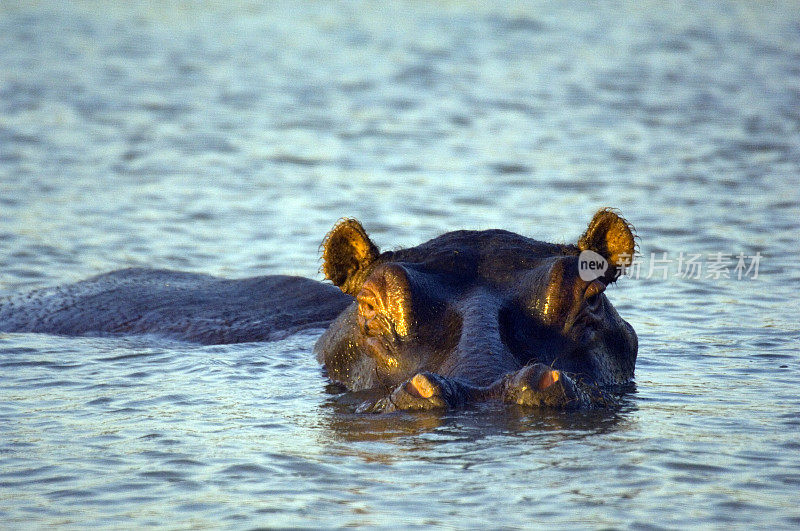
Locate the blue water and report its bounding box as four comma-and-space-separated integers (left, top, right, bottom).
2, 1, 800, 528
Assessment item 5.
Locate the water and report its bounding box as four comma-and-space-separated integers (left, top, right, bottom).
2, 0, 800, 527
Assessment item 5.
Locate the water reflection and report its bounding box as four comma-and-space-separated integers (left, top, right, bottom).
318, 386, 637, 454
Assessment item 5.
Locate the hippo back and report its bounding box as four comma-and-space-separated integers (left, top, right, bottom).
0, 268, 350, 344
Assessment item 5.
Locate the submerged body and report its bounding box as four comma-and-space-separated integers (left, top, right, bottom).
0, 209, 638, 412
0, 268, 350, 344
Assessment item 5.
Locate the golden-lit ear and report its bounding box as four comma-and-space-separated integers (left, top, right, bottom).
578, 208, 637, 271
321, 218, 380, 295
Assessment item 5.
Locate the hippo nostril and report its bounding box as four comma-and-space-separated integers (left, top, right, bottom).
538, 369, 560, 390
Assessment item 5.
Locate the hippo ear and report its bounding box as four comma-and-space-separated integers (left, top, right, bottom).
578, 209, 637, 277
322, 218, 380, 295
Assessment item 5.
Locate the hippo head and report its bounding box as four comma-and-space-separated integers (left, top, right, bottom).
315, 209, 638, 407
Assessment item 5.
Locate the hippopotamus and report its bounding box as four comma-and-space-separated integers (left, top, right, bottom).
0, 209, 638, 412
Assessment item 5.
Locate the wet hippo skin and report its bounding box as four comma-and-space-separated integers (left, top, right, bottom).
0, 209, 638, 412
0, 269, 351, 344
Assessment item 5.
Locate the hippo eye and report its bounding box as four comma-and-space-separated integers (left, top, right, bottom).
584, 281, 605, 311
356, 290, 385, 337
355, 264, 413, 339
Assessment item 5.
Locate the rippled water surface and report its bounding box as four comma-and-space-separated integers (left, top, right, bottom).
2, 1, 800, 528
